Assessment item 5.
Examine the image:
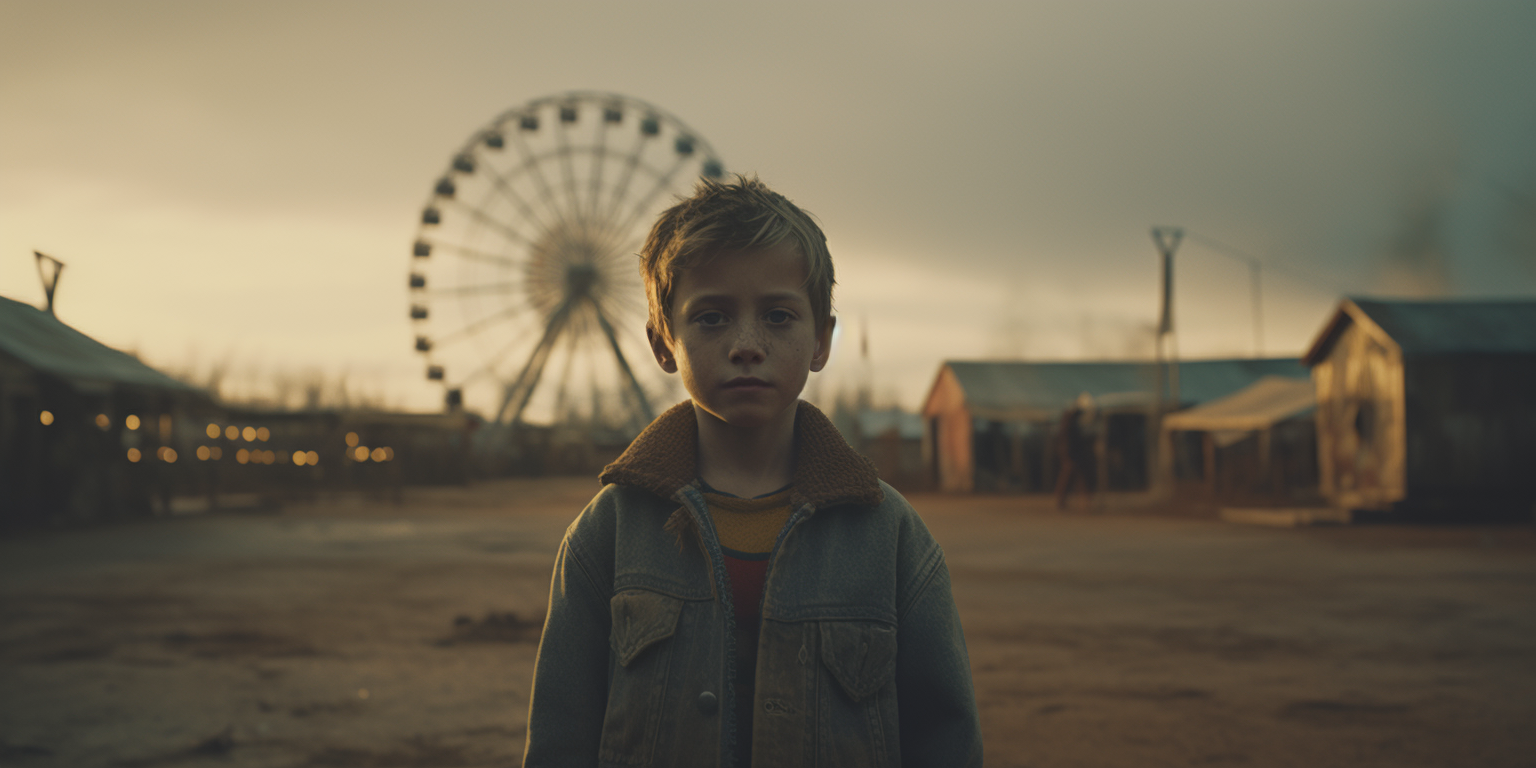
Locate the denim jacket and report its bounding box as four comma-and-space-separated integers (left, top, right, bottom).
523, 401, 982, 767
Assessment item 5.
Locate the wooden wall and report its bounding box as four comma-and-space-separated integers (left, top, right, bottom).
1312, 321, 1406, 510
922, 367, 974, 493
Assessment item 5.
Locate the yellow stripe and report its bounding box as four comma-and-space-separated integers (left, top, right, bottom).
703, 489, 793, 555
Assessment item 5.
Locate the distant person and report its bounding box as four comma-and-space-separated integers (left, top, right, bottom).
522, 176, 982, 767
1054, 399, 1094, 510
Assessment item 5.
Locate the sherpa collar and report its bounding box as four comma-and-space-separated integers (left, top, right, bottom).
599, 399, 883, 511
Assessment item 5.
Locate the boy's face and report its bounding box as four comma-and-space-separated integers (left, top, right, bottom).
648, 241, 833, 429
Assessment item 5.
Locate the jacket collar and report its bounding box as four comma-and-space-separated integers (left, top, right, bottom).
599, 399, 884, 511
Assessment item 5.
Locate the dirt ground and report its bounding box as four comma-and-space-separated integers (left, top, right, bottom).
2, 478, 1534, 768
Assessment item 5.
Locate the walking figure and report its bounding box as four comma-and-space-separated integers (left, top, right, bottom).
1053, 396, 1094, 510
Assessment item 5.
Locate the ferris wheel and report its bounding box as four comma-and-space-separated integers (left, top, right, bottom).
408, 92, 725, 433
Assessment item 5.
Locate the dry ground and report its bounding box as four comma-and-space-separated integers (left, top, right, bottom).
2, 478, 1533, 767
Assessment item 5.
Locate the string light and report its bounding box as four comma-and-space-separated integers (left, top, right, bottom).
127, 448, 141, 462
125, 415, 141, 430
39, 410, 53, 426
206, 423, 220, 439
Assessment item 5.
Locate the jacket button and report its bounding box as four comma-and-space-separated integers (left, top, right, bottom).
697, 691, 718, 714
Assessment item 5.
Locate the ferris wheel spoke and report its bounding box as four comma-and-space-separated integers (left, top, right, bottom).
423, 240, 521, 269
554, 114, 582, 221
603, 128, 651, 224
434, 303, 528, 347
442, 199, 537, 248
613, 154, 694, 240
481, 162, 557, 242
510, 130, 568, 227
453, 328, 540, 389
425, 281, 521, 297
587, 121, 610, 222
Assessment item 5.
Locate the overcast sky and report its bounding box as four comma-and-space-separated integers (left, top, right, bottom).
3, 0, 1535, 414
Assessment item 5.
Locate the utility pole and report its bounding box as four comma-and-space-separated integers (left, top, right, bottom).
1249, 260, 1263, 356
1151, 227, 1183, 408
1149, 227, 1182, 497
34, 251, 65, 315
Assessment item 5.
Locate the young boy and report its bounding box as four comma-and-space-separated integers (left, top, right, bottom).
523, 176, 982, 767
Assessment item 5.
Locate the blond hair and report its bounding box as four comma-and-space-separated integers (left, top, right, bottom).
639, 174, 834, 340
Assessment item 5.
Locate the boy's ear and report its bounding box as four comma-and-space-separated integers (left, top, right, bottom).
647, 323, 678, 374
809, 316, 836, 373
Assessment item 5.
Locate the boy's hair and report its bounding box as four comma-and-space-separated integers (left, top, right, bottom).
639, 174, 835, 340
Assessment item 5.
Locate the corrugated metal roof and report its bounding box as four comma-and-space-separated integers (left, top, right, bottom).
1162, 375, 1315, 432
1351, 298, 1536, 356
938, 357, 1307, 421
0, 295, 200, 393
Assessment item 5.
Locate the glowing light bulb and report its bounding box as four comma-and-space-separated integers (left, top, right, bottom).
196, 446, 211, 461
206, 424, 220, 439
225, 426, 239, 440
345, 432, 359, 447
127, 448, 141, 462
39, 410, 53, 426
125, 415, 141, 430
242, 426, 256, 442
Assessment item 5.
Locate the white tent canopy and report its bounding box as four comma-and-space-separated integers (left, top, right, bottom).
1162, 375, 1315, 434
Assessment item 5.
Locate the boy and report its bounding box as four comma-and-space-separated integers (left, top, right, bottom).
523, 176, 982, 767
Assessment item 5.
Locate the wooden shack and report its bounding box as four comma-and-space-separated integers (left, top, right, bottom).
1303, 297, 1536, 516
0, 295, 211, 527
922, 358, 1306, 493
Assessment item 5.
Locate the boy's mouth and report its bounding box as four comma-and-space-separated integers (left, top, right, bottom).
723, 376, 771, 389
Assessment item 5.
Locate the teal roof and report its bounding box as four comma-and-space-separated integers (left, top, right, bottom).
0, 295, 200, 394
1352, 298, 1536, 356
939, 357, 1307, 421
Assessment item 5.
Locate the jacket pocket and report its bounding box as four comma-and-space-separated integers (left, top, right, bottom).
610, 589, 682, 666
819, 620, 897, 702
601, 590, 683, 766
816, 620, 900, 767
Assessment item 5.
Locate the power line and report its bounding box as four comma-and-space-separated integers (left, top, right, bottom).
1182, 231, 1347, 296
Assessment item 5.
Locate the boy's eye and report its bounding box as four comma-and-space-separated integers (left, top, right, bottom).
765, 309, 794, 324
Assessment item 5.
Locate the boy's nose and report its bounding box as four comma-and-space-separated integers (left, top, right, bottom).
728, 323, 767, 365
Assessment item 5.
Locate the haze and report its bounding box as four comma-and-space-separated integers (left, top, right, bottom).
3, 0, 1534, 413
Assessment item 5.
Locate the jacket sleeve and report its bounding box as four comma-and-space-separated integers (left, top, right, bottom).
523, 517, 613, 767
895, 527, 984, 767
